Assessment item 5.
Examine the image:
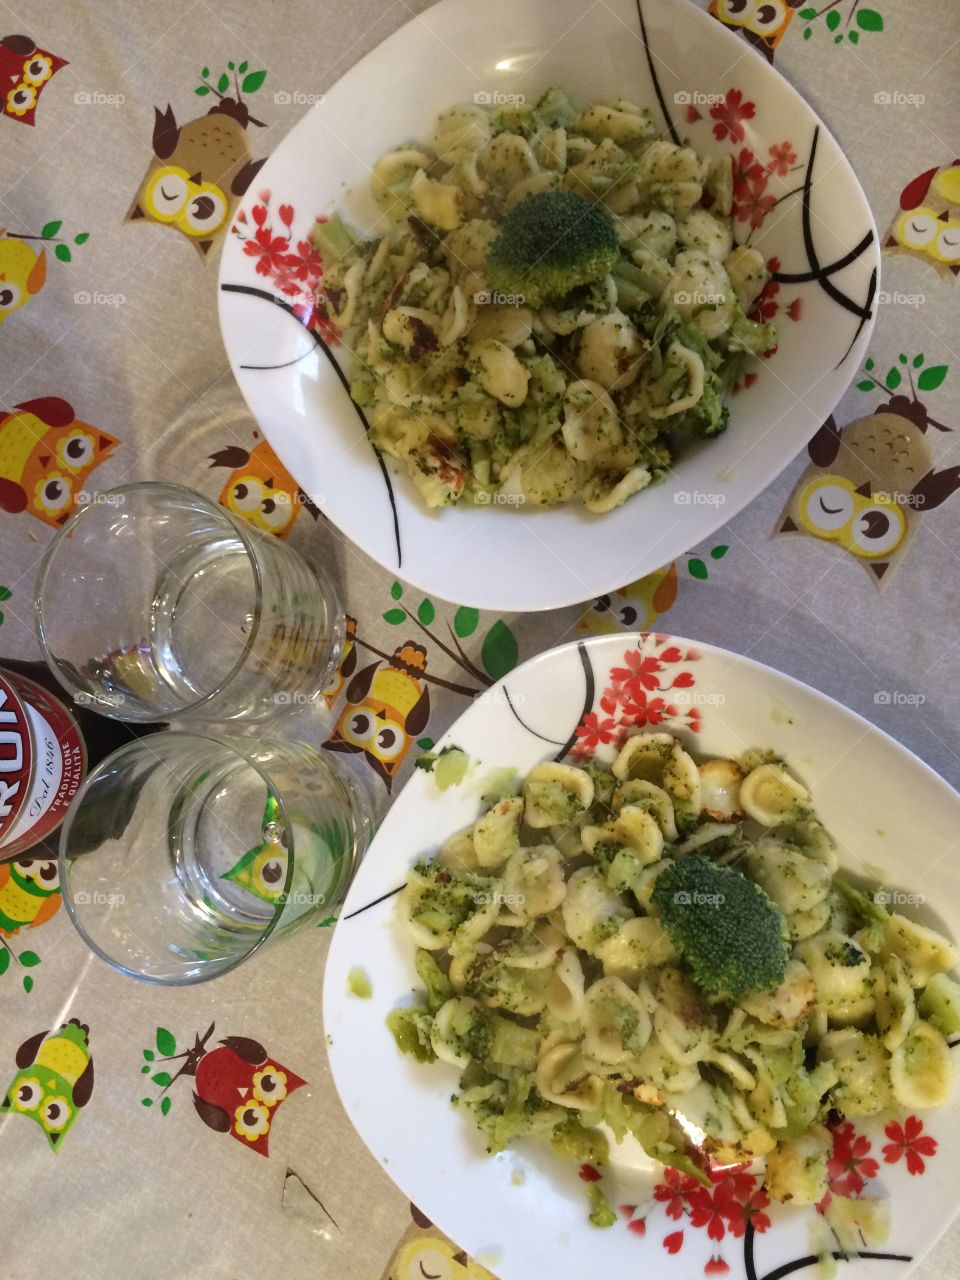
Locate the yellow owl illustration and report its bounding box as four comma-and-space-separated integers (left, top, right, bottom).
209, 432, 319, 538
322, 615, 358, 707
708, 0, 803, 59
383, 1206, 495, 1280
323, 642, 430, 790
0, 234, 46, 326
777, 407, 960, 584
126, 100, 265, 258
578, 562, 678, 635
884, 162, 960, 280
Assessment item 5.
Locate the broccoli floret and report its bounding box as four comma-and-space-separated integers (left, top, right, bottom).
485, 190, 619, 309
651, 855, 789, 998
311, 213, 360, 262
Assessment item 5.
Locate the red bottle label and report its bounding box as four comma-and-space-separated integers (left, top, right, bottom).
0, 669, 87, 858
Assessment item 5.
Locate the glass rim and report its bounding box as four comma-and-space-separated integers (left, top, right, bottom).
58, 729, 299, 985
34, 481, 268, 723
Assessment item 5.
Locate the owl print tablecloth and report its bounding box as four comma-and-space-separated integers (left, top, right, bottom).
1, 2, 959, 1278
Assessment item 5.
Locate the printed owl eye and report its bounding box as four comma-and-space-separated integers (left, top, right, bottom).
799, 477, 856, 537
5, 84, 36, 117
374, 722, 406, 761
259, 491, 294, 533
57, 430, 96, 473
344, 709, 376, 746
22, 55, 53, 86
257, 854, 288, 895
896, 209, 938, 249
229, 477, 265, 514
935, 225, 960, 263
12, 1078, 42, 1112
404, 1247, 456, 1280
750, 0, 786, 31
846, 502, 906, 558
180, 185, 228, 237
34, 473, 73, 517
15, 858, 59, 888
718, 0, 750, 15
145, 167, 191, 223
41, 1096, 72, 1132
618, 605, 639, 626
0, 281, 22, 311
593, 594, 611, 613
233, 1100, 271, 1141
252, 1066, 288, 1106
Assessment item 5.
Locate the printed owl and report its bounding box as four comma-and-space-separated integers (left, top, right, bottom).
0, 234, 47, 326
0, 856, 61, 935
126, 99, 265, 258
384, 1206, 495, 1280
0, 34, 67, 126
708, 0, 803, 59
578, 562, 678, 636
1, 1019, 94, 1151
322, 614, 358, 707
323, 642, 430, 790
209, 432, 319, 537
192, 1035, 305, 1156
884, 162, 960, 280
0, 396, 119, 527
776, 406, 960, 583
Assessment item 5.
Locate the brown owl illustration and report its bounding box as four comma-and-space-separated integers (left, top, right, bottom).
776, 396, 960, 584
0, 34, 67, 126
0, 396, 119, 527
323, 642, 430, 790
708, 0, 804, 60
209, 431, 318, 537
126, 98, 265, 258
883, 162, 960, 280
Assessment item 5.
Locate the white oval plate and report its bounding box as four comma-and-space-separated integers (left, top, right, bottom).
219, 0, 879, 612
325, 633, 960, 1280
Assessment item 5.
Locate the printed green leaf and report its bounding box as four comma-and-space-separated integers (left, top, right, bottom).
856, 8, 884, 30
856, 380, 875, 391
156, 1027, 176, 1056
383, 607, 406, 625
151, 1071, 173, 1087
825, 9, 841, 29
0, 949, 9, 976
688, 558, 708, 580
0, 612, 5, 626
848, 29, 859, 42
799, 6, 817, 15
0, 586, 10, 601
918, 365, 948, 391
453, 606, 480, 638
416, 737, 434, 750
23, 976, 32, 993
41, 220, 62, 238
913, 353, 925, 367
481, 620, 518, 681
898, 353, 908, 364
710, 545, 729, 560
141, 1065, 150, 1073
160, 1096, 172, 1116
202, 66, 210, 77
217, 72, 230, 93
19, 951, 40, 968
865, 357, 875, 370
390, 580, 403, 599
54, 244, 71, 263
227, 61, 235, 70
803, 26, 812, 37
141, 1097, 153, 1107
195, 85, 211, 96
143, 1048, 155, 1060
318, 916, 337, 928
885, 367, 901, 390
74, 232, 89, 244
242, 70, 267, 93
833, 32, 842, 42
417, 599, 436, 626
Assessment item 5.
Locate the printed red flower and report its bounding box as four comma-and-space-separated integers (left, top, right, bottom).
244, 224, 293, 276
787, 298, 803, 321
621, 688, 669, 727
750, 278, 781, 322
574, 711, 620, 751
732, 147, 764, 200
827, 1122, 879, 1197
725, 1187, 772, 1237
658, 646, 684, 664
705, 1258, 730, 1275
685, 104, 703, 124
882, 1116, 937, 1176
251, 202, 268, 227
688, 1187, 728, 1242
628, 1218, 647, 1237
663, 1230, 685, 1254
285, 237, 324, 285
767, 141, 798, 176
734, 177, 776, 229
610, 651, 663, 690
732, 371, 759, 395
579, 1163, 602, 1182
620, 1204, 638, 1219
278, 202, 294, 227
710, 89, 756, 143
654, 1167, 702, 1220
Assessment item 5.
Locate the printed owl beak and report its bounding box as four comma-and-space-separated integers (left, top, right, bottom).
939, 210, 951, 222
855, 481, 872, 497
188, 171, 202, 184
237, 1086, 249, 1098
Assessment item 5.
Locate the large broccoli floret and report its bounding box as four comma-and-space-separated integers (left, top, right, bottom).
651, 855, 789, 998
485, 190, 619, 309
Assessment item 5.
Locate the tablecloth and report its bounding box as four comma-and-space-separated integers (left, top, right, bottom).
1, 1, 958, 1277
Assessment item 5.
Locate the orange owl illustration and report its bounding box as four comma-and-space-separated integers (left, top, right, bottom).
322, 615, 358, 707
383, 1206, 495, 1280
0, 397, 119, 527
708, 0, 803, 59
209, 431, 318, 537
0, 34, 67, 126
0, 234, 46, 326
126, 98, 265, 259
323, 642, 430, 790
776, 400, 960, 584
883, 161, 960, 280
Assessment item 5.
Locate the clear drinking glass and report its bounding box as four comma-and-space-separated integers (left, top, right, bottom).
59, 732, 371, 984
35, 482, 343, 722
